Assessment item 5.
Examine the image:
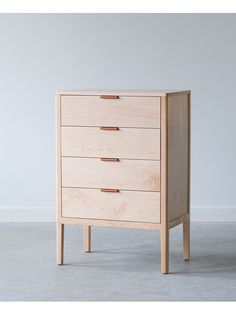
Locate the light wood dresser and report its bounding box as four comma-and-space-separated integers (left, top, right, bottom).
56, 89, 191, 273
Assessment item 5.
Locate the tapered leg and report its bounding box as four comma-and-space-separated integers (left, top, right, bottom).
57, 223, 64, 265
160, 227, 169, 274
183, 219, 190, 261
83, 225, 91, 252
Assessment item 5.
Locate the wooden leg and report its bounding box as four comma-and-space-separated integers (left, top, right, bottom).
160, 227, 169, 274
83, 225, 91, 253
183, 219, 190, 261
57, 223, 64, 265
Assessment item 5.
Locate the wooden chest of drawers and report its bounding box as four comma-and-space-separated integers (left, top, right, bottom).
56, 89, 191, 273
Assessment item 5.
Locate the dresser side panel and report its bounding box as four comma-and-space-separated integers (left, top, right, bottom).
167, 93, 190, 222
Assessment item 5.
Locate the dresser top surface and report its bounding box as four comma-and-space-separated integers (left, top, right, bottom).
56, 89, 190, 96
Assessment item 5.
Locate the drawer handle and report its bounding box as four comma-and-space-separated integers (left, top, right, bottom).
100, 188, 120, 193
100, 95, 119, 99
100, 157, 120, 162
100, 127, 119, 131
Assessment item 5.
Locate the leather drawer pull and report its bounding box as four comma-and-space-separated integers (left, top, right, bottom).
100, 157, 120, 162
100, 188, 120, 193
100, 127, 119, 131
100, 95, 119, 99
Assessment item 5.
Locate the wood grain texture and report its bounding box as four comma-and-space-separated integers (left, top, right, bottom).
56, 94, 62, 220
83, 225, 91, 253
183, 219, 190, 260
56, 94, 64, 265
188, 92, 191, 216
57, 89, 190, 97
56, 89, 191, 273
62, 188, 160, 223
183, 92, 191, 261
160, 96, 169, 274
60, 95, 160, 128
56, 223, 64, 265
62, 157, 160, 192
167, 92, 190, 222
61, 126, 160, 160
60, 217, 161, 230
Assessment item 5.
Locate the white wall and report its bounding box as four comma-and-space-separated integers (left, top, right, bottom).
0, 13, 235, 222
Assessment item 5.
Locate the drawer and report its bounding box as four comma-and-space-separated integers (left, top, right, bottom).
60, 95, 160, 128
61, 127, 160, 160
62, 157, 160, 192
62, 188, 160, 223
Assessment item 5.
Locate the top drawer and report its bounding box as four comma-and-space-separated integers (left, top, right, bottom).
60, 95, 160, 128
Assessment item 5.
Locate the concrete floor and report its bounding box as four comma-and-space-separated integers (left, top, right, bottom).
0, 222, 236, 301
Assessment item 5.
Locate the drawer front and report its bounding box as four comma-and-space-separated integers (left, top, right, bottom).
62, 157, 160, 192
61, 127, 160, 160
62, 188, 160, 223
60, 96, 160, 128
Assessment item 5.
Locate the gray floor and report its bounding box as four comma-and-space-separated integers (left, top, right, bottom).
0, 222, 236, 301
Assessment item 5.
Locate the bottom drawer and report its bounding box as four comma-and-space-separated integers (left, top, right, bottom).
62, 188, 160, 223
